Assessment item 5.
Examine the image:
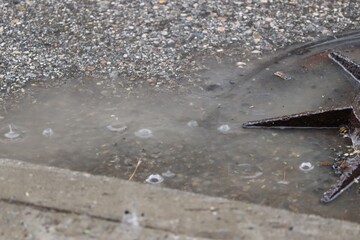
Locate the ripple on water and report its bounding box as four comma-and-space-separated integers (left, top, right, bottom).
145, 174, 164, 184
1, 124, 25, 142
106, 124, 127, 132
42, 128, 54, 137
218, 124, 231, 133
134, 128, 153, 138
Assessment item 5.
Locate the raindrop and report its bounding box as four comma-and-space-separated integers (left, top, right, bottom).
42, 128, 54, 137
187, 120, 198, 127
121, 210, 139, 227
135, 128, 153, 138
162, 170, 175, 178
107, 124, 127, 132
228, 163, 263, 179
277, 180, 290, 185
145, 174, 164, 184
241, 171, 263, 179
4, 124, 20, 139
299, 162, 314, 173
218, 124, 230, 133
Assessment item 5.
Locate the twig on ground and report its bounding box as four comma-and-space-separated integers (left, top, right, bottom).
129, 158, 142, 181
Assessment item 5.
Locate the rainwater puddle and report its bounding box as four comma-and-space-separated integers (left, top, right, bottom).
2, 33, 360, 223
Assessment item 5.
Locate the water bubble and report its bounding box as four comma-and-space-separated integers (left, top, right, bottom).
4, 124, 20, 139
299, 162, 314, 173
218, 124, 230, 133
187, 120, 199, 128
145, 174, 164, 184
162, 170, 175, 178
135, 128, 153, 138
42, 128, 54, 137
107, 124, 127, 132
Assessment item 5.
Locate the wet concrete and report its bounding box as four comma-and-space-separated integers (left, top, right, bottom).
1, 37, 360, 223
0, 158, 359, 240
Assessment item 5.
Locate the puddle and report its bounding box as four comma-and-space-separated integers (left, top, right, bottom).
2, 33, 360, 223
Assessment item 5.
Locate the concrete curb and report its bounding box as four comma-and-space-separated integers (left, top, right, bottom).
0, 159, 359, 239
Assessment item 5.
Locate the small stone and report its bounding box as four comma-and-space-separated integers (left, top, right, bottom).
236, 62, 247, 67
109, 71, 119, 79
165, 39, 176, 48
26, 73, 37, 78
253, 32, 261, 44
86, 66, 96, 72
322, 28, 330, 34
217, 26, 225, 32
11, 19, 21, 25
244, 29, 252, 35
251, 50, 261, 54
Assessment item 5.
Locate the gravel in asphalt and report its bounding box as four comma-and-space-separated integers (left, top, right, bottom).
0, 0, 359, 96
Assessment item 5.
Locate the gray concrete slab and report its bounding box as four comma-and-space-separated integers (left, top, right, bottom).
0, 201, 202, 240
0, 158, 359, 239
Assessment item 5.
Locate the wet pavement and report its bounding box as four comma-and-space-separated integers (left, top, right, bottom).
1, 35, 360, 222
1, 159, 359, 240
1, 1, 360, 239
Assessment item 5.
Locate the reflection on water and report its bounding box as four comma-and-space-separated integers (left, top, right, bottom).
1, 38, 360, 223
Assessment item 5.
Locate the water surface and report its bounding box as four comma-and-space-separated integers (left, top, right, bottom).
1, 35, 360, 222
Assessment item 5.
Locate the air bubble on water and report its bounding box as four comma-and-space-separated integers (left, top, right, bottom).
42, 128, 54, 137
187, 120, 198, 128
4, 124, 20, 139
107, 124, 127, 132
299, 162, 314, 173
135, 128, 153, 138
145, 174, 164, 184
162, 170, 175, 178
217, 124, 230, 133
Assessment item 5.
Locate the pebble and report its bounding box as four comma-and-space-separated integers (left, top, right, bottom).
0, 0, 358, 97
